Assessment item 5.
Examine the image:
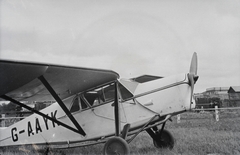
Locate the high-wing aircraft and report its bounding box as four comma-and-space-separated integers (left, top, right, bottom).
0, 53, 198, 155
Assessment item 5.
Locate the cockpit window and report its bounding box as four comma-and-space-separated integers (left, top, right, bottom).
80, 98, 88, 109
102, 84, 115, 102
83, 83, 115, 107
84, 92, 102, 106
70, 96, 89, 113
118, 83, 133, 101
70, 97, 80, 113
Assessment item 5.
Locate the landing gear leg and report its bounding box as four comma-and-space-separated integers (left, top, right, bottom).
146, 123, 174, 149
103, 137, 130, 155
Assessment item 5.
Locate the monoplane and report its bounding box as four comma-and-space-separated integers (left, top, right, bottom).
0, 53, 198, 154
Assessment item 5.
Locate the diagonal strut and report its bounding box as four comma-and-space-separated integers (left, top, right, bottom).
38, 75, 86, 136
1, 95, 84, 135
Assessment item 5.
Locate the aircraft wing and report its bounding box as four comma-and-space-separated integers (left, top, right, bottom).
0, 60, 119, 102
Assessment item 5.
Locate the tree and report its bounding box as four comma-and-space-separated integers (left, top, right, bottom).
0, 102, 22, 114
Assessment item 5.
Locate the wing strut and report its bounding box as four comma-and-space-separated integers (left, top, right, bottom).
114, 82, 120, 136
1, 95, 85, 135
38, 75, 86, 136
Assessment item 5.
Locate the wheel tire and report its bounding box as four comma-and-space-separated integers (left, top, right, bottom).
103, 137, 130, 155
153, 130, 174, 149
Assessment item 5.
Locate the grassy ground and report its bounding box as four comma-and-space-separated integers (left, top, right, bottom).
1, 110, 240, 155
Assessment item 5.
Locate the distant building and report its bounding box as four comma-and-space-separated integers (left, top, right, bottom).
228, 86, 240, 106
203, 87, 229, 100
195, 86, 240, 108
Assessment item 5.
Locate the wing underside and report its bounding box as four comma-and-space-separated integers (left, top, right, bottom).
0, 60, 119, 102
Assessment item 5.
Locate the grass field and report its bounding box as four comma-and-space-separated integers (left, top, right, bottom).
1, 110, 240, 155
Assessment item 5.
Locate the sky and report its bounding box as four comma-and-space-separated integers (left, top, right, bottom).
0, 0, 240, 93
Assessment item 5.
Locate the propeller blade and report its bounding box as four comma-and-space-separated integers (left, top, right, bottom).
189, 52, 198, 75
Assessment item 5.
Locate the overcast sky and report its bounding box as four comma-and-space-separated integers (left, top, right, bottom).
0, 0, 239, 93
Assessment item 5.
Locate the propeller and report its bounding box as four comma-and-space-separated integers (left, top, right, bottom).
189, 52, 198, 76
188, 52, 199, 109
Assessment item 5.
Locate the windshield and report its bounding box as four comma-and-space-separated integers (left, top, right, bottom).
118, 83, 133, 101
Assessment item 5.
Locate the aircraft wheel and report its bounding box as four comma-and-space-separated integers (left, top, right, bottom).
153, 130, 174, 149
103, 137, 130, 155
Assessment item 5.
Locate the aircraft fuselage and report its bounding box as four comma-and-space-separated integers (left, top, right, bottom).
0, 73, 194, 147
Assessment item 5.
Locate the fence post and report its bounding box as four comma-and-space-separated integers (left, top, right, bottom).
215, 106, 219, 122
1, 114, 5, 127
177, 114, 181, 123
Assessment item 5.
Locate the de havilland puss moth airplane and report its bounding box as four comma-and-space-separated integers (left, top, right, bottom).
0, 53, 198, 154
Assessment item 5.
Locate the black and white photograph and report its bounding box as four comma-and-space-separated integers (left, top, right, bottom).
0, 0, 239, 154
